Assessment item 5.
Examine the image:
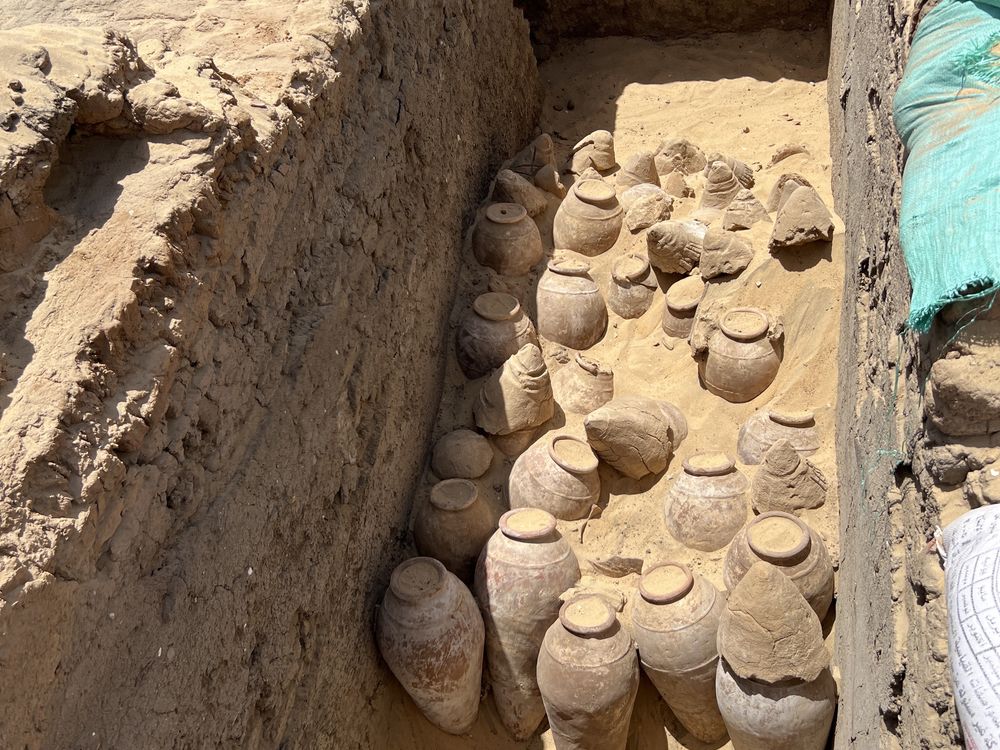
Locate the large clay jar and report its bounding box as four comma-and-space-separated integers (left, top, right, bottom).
629, 563, 728, 743
552, 353, 614, 415
553, 179, 623, 257
376, 557, 485, 734
536, 257, 608, 350
413, 479, 495, 582
661, 275, 705, 339
508, 434, 600, 521
472, 203, 543, 276
607, 254, 657, 319
664, 452, 749, 552
716, 660, 836, 750
737, 408, 820, 465
475, 508, 581, 740
723, 512, 835, 620
700, 307, 781, 403
474, 343, 554, 438
537, 594, 640, 750
456, 292, 539, 380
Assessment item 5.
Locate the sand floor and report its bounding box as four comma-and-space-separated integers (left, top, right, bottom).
369, 30, 841, 750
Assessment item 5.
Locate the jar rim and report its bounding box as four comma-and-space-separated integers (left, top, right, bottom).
429, 478, 479, 511
548, 435, 599, 475
559, 594, 616, 636
665, 276, 705, 312
683, 451, 735, 476
473, 291, 521, 322
613, 253, 651, 285
573, 178, 617, 206
500, 507, 557, 540
769, 409, 815, 427
747, 511, 812, 563
639, 562, 695, 604
486, 202, 527, 225
547, 256, 592, 276
389, 557, 447, 603
720, 307, 769, 341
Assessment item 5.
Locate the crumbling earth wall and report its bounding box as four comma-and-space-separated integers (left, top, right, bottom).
0, 1, 539, 747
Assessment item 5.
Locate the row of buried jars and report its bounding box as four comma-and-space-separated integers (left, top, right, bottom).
376, 133, 835, 749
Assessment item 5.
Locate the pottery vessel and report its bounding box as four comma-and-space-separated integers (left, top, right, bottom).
723, 511, 835, 620
737, 408, 820, 464
456, 292, 539, 380
536, 257, 608, 350
716, 660, 836, 750
552, 353, 614, 415
647, 219, 706, 274
700, 307, 781, 403
570, 130, 616, 173
751, 439, 827, 515
413, 479, 495, 582
665, 452, 748, 552
472, 203, 543, 276
537, 595, 640, 750
607, 254, 657, 319
376, 557, 485, 734
474, 343, 554, 437
494, 169, 548, 217
553, 179, 623, 256
700, 161, 743, 211
705, 152, 755, 188
431, 429, 493, 479
657, 400, 688, 445
474, 508, 581, 739
584, 395, 672, 479
629, 563, 728, 742
661, 275, 706, 339
508, 434, 600, 521
655, 138, 707, 177
616, 151, 659, 189
511, 133, 557, 179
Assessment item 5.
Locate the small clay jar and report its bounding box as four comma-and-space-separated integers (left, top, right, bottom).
472, 203, 543, 276
536, 257, 608, 350
607, 254, 657, 319
475, 508, 581, 740
716, 660, 836, 750
456, 292, 539, 380
737, 408, 820, 465
376, 557, 485, 734
552, 353, 615, 415
629, 563, 727, 743
553, 179, 624, 257
664, 452, 749, 552
413, 479, 495, 582
508, 435, 600, 521
661, 276, 706, 339
723, 511, 835, 620
537, 595, 640, 750
700, 307, 781, 403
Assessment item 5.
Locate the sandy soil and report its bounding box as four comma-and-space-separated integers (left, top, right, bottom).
370, 30, 841, 749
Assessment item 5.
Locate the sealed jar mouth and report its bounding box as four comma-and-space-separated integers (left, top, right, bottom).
747, 512, 811, 563
547, 256, 592, 277
429, 478, 478, 511
639, 562, 694, 604
548, 435, 599, 474
473, 292, 521, 322
769, 409, 815, 427
573, 178, 618, 207
683, 451, 735, 477
500, 507, 557, 540
486, 202, 527, 225
705, 160, 735, 184
575, 352, 612, 378
389, 557, 447, 602
720, 307, 769, 341
613, 254, 651, 285
665, 276, 706, 313
559, 594, 616, 636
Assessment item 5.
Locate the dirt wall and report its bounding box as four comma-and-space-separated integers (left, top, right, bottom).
0, 2, 539, 747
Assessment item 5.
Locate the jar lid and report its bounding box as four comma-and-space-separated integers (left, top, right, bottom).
612, 254, 651, 285
747, 512, 811, 563
559, 594, 616, 636
500, 507, 557, 540
574, 179, 617, 206
429, 478, 479, 511
639, 562, 695, 604
547, 256, 592, 276
548, 435, 599, 474
473, 292, 521, 322
769, 409, 815, 427
486, 202, 527, 224
665, 276, 706, 312
683, 451, 735, 476
389, 557, 447, 602
720, 307, 769, 341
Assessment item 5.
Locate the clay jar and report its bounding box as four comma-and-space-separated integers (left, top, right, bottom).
537, 595, 640, 750
629, 563, 727, 743
553, 179, 624, 257
737, 408, 820, 465
472, 203, 543, 276
607, 254, 657, 319
700, 307, 781, 403
716, 660, 836, 750
664, 451, 748, 552
376, 557, 485, 734
661, 276, 706, 339
552, 353, 615, 415
456, 292, 539, 380
723, 511, 835, 620
536, 257, 608, 350
413, 479, 495, 582
474, 508, 581, 740
508, 434, 600, 521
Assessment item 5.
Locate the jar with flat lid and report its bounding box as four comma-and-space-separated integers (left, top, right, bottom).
553, 179, 624, 257
664, 451, 748, 552
472, 202, 543, 276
